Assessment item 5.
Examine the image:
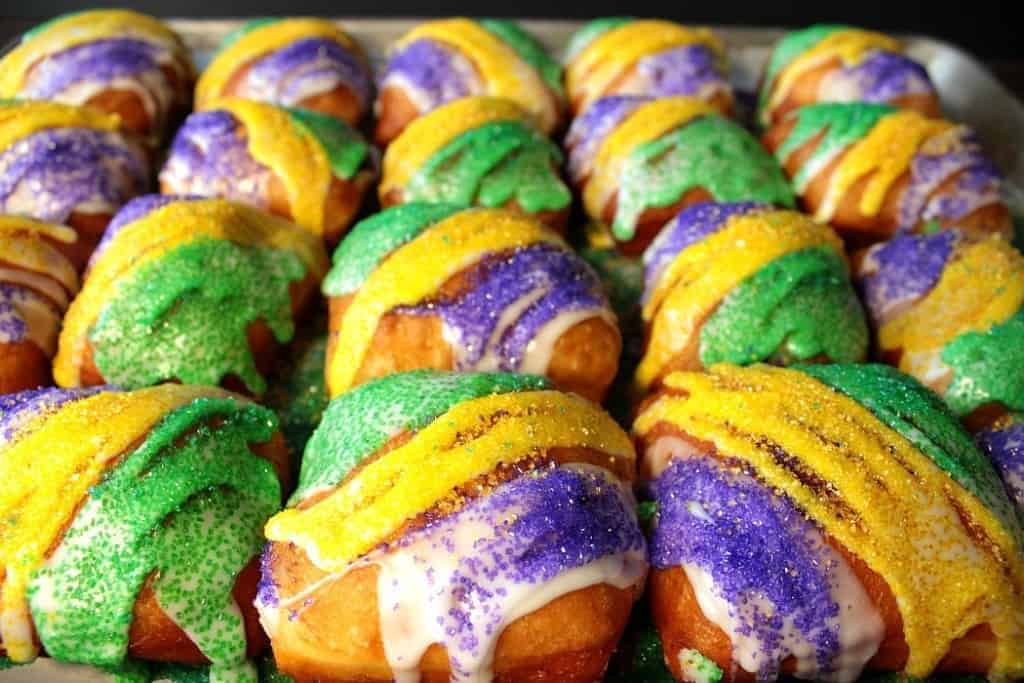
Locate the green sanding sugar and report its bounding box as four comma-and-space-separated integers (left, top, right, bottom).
90, 239, 307, 395
942, 309, 1024, 416
404, 121, 570, 215
286, 107, 369, 180
27, 398, 280, 681
799, 363, 1022, 544
758, 25, 849, 121
479, 19, 564, 95
614, 115, 794, 240
322, 202, 465, 297
292, 370, 550, 504
700, 246, 868, 367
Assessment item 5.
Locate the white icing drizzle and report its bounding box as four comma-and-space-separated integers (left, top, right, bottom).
0, 266, 71, 309
520, 308, 614, 376
641, 435, 709, 481
0, 285, 62, 353
378, 47, 484, 117
446, 287, 546, 372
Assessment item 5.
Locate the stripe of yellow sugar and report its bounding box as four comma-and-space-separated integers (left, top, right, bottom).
767, 29, 901, 117
53, 199, 328, 387
879, 235, 1024, 359
394, 19, 556, 131
635, 210, 841, 391
0, 100, 122, 151
0, 384, 221, 662
265, 390, 634, 571
634, 364, 1024, 679
816, 110, 953, 222
0, 217, 78, 295
567, 20, 725, 112
213, 98, 332, 236
380, 96, 530, 198
196, 18, 356, 107
325, 208, 562, 396
583, 97, 716, 223
0, 10, 184, 96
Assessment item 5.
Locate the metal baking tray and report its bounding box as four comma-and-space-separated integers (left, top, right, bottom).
3, 17, 1023, 683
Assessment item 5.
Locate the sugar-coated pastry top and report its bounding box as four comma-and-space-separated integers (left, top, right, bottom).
566, 95, 794, 242
636, 203, 866, 391
53, 196, 328, 393
380, 96, 570, 215
322, 205, 598, 396
161, 98, 373, 239
0, 100, 149, 224
380, 18, 564, 134
0, 216, 79, 357
773, 103, 1003, 234
258, 371, 644, 681
0, 384, 281, 679
977, 413, 1024, 513
758, 24, 937, 126
323, 203, 613, 395
196, 17, 371, 121
0, 10, 194, 141
636, 363, 1024, 680
564, 18, 731, 114
859, 230, 1024, 416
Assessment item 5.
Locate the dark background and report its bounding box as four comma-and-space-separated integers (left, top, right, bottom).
1, 1, 1021, 91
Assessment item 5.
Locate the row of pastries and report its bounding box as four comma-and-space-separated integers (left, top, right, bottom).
0, 10, 1022, 683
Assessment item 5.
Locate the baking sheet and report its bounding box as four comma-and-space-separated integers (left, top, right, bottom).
3, 17, 1024, 683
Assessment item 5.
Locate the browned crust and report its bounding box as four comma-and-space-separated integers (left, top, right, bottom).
326, 258, 621, 403
762, 117, 1013, 250
637, 422, 998, 681
75, 271, 320, 397
0, 340, 51, 393
760, 56, 942, 128
598, 187, 715, 258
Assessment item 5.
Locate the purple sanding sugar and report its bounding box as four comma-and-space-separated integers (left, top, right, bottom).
159, 109, 272, 211
824, 50, 935, 105
642, 201, 765, 299
243, 38, 371, 110
0, 128, 148, 224
977, 420, 1024, 510
650, 457, 843, 679
564, 95, 647, 183
0, 296, 28, 344
634, 44, 728, 100
0, 386, 108, 446
256, 544, 279, 608
399, 243, 608, 371
19, 38, 170, 100
859, 230, 958, 320
380, 39, 477, 112
89, 194, 201, 267
899, 128, 1002, 231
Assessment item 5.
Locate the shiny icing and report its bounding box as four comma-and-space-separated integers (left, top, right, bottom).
161, 99, 370, 237
0, 384, 281, 681
634, 364, 1024, 679
321, 206, 562, 396
565, 19, 729, 113
53, 197, 328, 391
388, 19, 561, 133
0, 100, 148, 223
265, 372, 635, 571
576, 96, 793, 241
650, 455, 883, 680
0, 216, 79, 354
635, 206, 849, 391
861, 232, 1024, 415
195, 18, 363, 111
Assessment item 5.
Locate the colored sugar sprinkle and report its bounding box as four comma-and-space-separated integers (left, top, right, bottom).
244, 37, 371, 109
478, 20, 563, 95
399, 243, 607, 372
91, 194, 201, 263
293, 370, 549, 503
0, 386, 105, 445
859, 231, 958, 319
19, 38, 174, 100
650, 457, 845, 679
942, 309, 1024, 416
89, 238, 306, 393
821, 50, 934, 104
976, 416, 1024, 511
0, 128, 148, 224
26, 397, 280, 680
634, 44, 727, 99
565, 95, 645, 183
699, 246, 868, 366
381, 39, 480, 112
